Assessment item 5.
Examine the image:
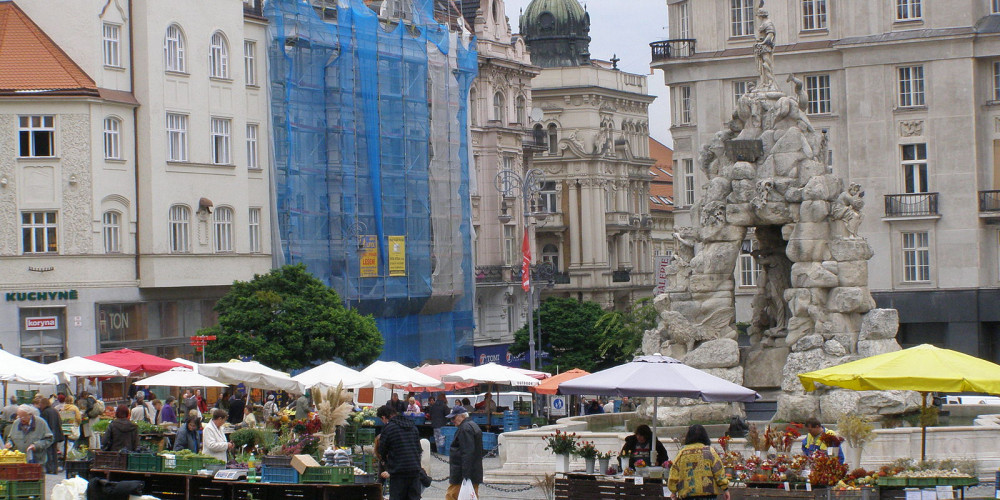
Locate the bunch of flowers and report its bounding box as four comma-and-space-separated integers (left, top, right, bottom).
634, 459, 647, 468
808, 452, 848, 486
779, 423, 804, 453
819, 433, 845, 448
596, 450, 615, 460
277, 434, 320, 456
747, 424, 773, 453
542, 430, 579, 455
291, 415, 323, 435
717, 435, 731, 453
575, 441, 599, 459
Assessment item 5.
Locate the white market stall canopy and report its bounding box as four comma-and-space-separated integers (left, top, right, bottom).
442, 362, 540, 387
196, 360, 305, 393
359, 360, 444, 389
47, 356, 130, 383
135, 368, 227, 388
293, 361, 372, 390
0, 349, 58, 385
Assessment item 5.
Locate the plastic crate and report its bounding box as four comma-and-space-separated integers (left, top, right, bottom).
127, 453, 161, 472
15, 390, 37, 405
356, 427, 375, 445
299, 465, 353, 484
469, 413, 488, 425
92, 451, 129, 470
482, 432, 498, 451
65, 459, 93, 480
351, 453, 374, 474
354, 474, 377, 484
440, 426, 458, 439
261, 465, 299, 484
439, 435, 452, 456
0, 452, 26, 464
8, 480, 42, 500
161, 454, 223, 474
943, 477, 978, 487
878, 476, 907, 487
908, 478, 937, 487
405, 414, 426, 425
0, 463, 43, 481
262, 455, 293, 467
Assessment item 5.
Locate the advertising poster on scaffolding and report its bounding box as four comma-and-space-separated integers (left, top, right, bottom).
388, 235, 406, 276
360, 235, 378, 277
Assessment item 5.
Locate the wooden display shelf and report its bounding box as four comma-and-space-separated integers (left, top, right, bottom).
91, 470, 381, 500
555, 474, 665, 500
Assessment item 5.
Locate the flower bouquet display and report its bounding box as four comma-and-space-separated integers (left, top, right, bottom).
576, 441, 599, 474
542, 430, 579, 473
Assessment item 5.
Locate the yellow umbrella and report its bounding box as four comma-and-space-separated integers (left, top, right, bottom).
798, 343, 1000, 460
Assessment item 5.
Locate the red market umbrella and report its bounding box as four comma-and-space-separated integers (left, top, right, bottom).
86, 349, 187, 376
397, 363, 477, 392
530, 368, 590, 395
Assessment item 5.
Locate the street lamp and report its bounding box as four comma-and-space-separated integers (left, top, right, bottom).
494, 168, 548, 371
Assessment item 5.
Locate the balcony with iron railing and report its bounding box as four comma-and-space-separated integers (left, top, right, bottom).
979, 190, 1000, 215
884, 193, 939, 218
650, 39, 696, 63
474, 265, 505, 284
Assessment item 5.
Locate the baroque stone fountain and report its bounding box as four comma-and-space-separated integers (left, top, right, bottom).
643, 7, 918, 423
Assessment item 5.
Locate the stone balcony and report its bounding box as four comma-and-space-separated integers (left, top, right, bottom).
535, 212, 565, 231
605, 211, 631, 230
979, 190, 1000, 219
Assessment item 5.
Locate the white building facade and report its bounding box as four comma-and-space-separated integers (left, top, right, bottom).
2, 0, 273, 362
652, 0, 1000, 359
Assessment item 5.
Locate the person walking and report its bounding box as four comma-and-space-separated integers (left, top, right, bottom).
33, 395, 63, 474
5, 405, 54, 466
376, 405, 424, 499
78, 392, 104, 450
203, 409, 233, 461
427, 395, 449, 451
445, 405, 483, 500
263, 394, 278, 422
667, 424, 730, 500
130, 396, 152, 423
102, 405, 139, 452
619, 397, 636, 412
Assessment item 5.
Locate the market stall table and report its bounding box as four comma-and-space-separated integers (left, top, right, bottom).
555, 473, 665, 500
91, 469, 381, 500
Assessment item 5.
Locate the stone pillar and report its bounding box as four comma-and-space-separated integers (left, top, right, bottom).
568, 181, 581, 267
619, 232, 631, 269
580, 181, 594, 265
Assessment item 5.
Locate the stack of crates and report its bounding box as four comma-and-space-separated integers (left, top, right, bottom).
15, 390, 36, 405
502, 410, 520, 432
351, 453, 375, 474
299, 466, 353, 484
0, 463, 43, 500
260, 455, 298, 484
438, 426, 458, 456
482, 432, 498, 453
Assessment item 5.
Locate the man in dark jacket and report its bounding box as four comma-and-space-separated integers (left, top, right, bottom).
34, 395, 63, 474
227, 394, 245, 425
376, 405, 423, 500
427, 395, 449, 451
446, 405, 482, 500
383, 393, 406, 415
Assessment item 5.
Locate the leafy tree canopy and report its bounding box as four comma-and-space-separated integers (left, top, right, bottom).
596, 297, 659, 365
201, 264, 383, 371
510, 297, 624, 373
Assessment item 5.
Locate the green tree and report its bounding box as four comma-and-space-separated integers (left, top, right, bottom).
201, 264, 383, 371
510, 297, 621, 373
595, 297, 659, 364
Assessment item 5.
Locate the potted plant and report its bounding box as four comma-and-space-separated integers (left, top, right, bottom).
837, 414, 874, 468
542, 430, 579, 473
576, 441, 599, 474
597, 451, 614, 475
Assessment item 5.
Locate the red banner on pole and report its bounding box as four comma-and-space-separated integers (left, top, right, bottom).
521, 226, 531, 292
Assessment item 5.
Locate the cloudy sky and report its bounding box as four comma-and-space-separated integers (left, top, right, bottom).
502, 0, 673, 147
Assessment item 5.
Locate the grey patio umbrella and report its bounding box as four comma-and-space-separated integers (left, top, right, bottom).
558, 355, 760, 466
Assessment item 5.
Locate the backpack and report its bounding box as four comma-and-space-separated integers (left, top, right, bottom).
88, 398, 106, 419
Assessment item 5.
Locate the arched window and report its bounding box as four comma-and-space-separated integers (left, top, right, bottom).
493, 92, 506, 123
168, 205, 190, 253
103, 117, 121, 160
533, 124, 545, 146
209, 32, 230, 79
213, 206, 233, 252
515, 95, 526, 125
542, 243, 560, 270
547, 123, 558, 154
102, 210, 121, 253
469, 88, 478, 126
164, 24, 186, 72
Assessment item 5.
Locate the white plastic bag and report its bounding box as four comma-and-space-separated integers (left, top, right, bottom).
51, 476, 89, 500
457, 479, 478, 500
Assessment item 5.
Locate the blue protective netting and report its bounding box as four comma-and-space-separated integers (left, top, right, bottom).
266, 0, 477, 365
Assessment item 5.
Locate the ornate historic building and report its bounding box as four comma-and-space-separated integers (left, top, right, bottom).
521, 0, 657, 310
652, 0, 1000, 362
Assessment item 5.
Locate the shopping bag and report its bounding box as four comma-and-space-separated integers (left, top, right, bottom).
457, 479, 478, 500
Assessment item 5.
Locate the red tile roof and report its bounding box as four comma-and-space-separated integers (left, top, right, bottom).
649, 137, 674, 213
0, 1, 98, 96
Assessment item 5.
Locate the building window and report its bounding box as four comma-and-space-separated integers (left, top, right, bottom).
993, 62, 1000, 101
730, 0, 755, 37
738, 237, 761, 287
211, 118, 231, 165
213, 206, 233, 253
547, 124, 558, 154
801, 0, 827, 30
733, 80, 752, 106
164, 24, 186, 72
243, 40, 256, 85
168, 205, 190, 253
103, 23, 121, 67
805, 74, 831, 114
248, 207, 261, 253
677, 1, 691, 38
503, 225, 516, 266
18, 115, 54, 158
898, 66, 925, 107
539, 181, 557, 213
676, 85, 693, 125
469, 88, 478, 126
102, 210, 122, 253
166, 113, 188, 161
683, 159, 695, 206
209, 32, 230, 79
493, 92, 506, 123
994, 0, 1000, 14
896, 0, 921, 21
21, 211, 57, 254
515, 95, 526, 125
103, 117, 122, 160
901, 143, 928, 193
902, 231, 930, 282
506, 302, 516, 335
542, 243, 560, 270
246, 123, 259, 169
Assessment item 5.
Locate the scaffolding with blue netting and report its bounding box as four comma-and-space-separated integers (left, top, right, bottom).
266, 0, 477, 365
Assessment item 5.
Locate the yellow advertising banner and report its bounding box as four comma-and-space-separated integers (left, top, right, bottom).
359, 235, 378, 277
388, 236, 406, 277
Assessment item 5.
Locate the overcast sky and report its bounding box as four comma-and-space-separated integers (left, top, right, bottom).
502, 0, 673, 147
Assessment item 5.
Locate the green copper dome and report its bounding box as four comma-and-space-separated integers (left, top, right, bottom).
520, 0, 591, 68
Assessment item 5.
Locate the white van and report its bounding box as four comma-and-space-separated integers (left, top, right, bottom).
446, 392, 533, 412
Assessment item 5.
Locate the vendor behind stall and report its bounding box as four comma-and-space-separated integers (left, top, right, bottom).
102, 405, 139, 452
621, 424, 668, 468
801, 417, 844, 463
